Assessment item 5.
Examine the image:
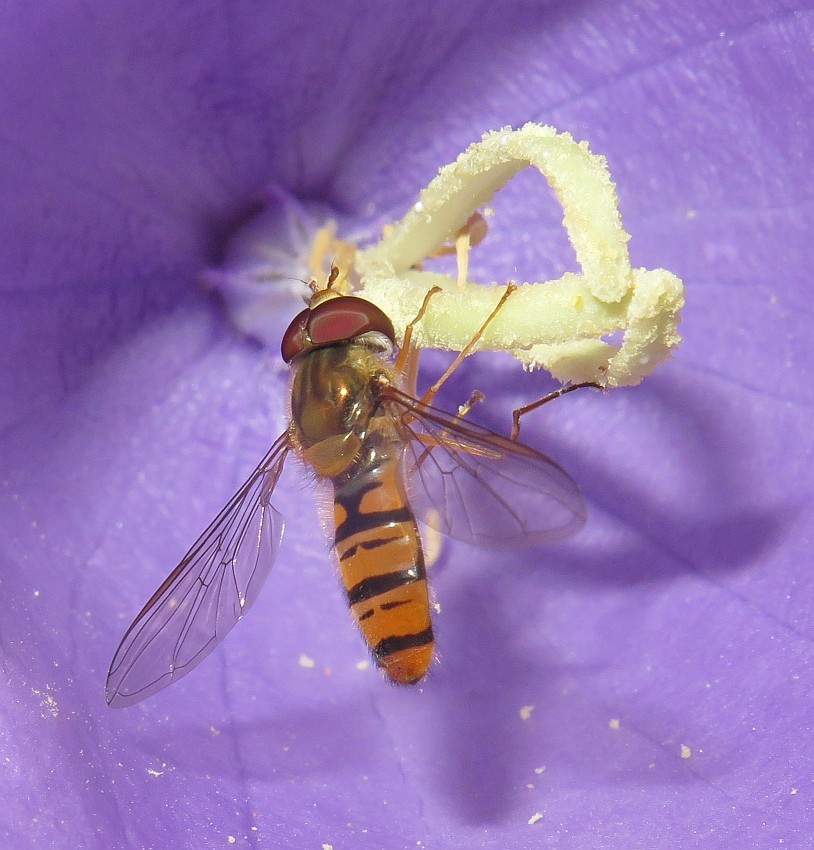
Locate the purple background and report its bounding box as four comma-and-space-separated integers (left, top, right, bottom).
1, 2, 812, 848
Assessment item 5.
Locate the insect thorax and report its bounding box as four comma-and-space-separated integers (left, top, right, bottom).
289, 343, 395, 479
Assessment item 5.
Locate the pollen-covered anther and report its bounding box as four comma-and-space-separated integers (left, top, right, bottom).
353, 122, 684, 388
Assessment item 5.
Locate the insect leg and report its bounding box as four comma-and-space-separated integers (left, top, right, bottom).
408, 390, 486, 473
456, 389, 485, 420
510, 382, 603, 441
394, 285, 443, 376
419, 282, 517, 407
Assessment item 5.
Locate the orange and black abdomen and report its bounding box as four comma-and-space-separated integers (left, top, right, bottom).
332, 448, 434, 684
290, 344, 434, 683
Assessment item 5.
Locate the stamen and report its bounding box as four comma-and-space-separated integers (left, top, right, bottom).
354, 123, 684, 388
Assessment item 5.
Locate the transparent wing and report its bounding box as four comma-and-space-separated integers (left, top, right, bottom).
382, 387, 586, 549
106, 433, 290, 708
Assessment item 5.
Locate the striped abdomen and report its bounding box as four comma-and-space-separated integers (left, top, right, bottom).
333, 450, 433, 684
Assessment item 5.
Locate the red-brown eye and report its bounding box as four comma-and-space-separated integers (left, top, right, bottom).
280, 308, 310, 363
281, 297, 396, 362
307, 297, 395, 350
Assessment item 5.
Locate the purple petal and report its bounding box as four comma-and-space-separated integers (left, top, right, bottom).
1, 2, 812, 848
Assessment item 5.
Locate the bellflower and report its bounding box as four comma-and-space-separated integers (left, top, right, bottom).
1, 2, 811, 849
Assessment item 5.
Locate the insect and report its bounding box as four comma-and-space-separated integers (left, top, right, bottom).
106, 269, 595, 707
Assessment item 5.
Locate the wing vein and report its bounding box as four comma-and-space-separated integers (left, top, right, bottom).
106, 433, 290, 707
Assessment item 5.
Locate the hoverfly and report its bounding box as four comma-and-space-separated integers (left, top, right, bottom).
106, 269, 594, 707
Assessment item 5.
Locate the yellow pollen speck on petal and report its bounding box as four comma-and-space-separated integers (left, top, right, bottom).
528, 812, 544, 825
519, 705, 534, 721
680, 744, 692, 759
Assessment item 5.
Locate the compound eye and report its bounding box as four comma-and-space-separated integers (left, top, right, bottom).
307, 297, 395, 348
280, 308, 310, 363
